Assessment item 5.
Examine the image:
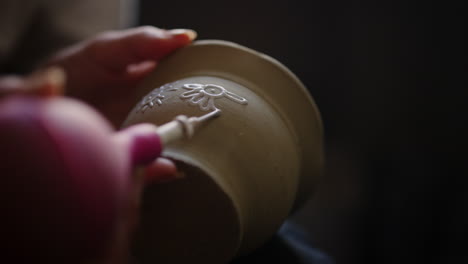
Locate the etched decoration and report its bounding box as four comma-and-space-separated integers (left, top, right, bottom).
136, 82, 248, 114
179, 83, 248, 112
137, 82, 179, 113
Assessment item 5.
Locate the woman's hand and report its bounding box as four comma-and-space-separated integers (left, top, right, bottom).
0, 26, 196, 127
0, 26, 192, 263
46, 26, 196, 127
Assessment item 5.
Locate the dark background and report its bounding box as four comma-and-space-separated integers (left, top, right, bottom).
139, 1, 466, 263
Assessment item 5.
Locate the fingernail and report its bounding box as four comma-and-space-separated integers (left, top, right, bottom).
168, 29, 197, 41
45, 67, 66, 89
26, 67, 66, 95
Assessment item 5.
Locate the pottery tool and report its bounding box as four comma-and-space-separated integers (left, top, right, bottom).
156, 108, 221, 145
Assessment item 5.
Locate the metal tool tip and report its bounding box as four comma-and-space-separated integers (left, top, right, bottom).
213, 109, 222, 117
197, 109, 221, 122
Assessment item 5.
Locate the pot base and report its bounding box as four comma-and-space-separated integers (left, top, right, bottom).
131, 159, 241, 264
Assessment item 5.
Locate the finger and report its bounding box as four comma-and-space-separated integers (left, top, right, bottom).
0, 67, 65, 98
143, 157, 182, 185
86, 26, 197, 72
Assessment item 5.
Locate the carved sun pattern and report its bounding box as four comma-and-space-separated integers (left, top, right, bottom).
136, 82, 248, 113
179, 83, 248, 111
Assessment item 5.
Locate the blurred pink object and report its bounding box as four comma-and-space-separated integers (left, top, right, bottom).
0, 96, 161, 262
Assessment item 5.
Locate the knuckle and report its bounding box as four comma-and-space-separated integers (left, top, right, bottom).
93, 30, 119, 42
84, 30, 119, 53
136, 25, 158, 32
132, 26, 166, 38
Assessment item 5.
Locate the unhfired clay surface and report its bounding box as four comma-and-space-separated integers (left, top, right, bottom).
131, 159, 240, 263
122, 40, 323, 264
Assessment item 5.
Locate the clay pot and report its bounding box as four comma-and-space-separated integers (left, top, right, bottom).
122, 40, 323, 264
